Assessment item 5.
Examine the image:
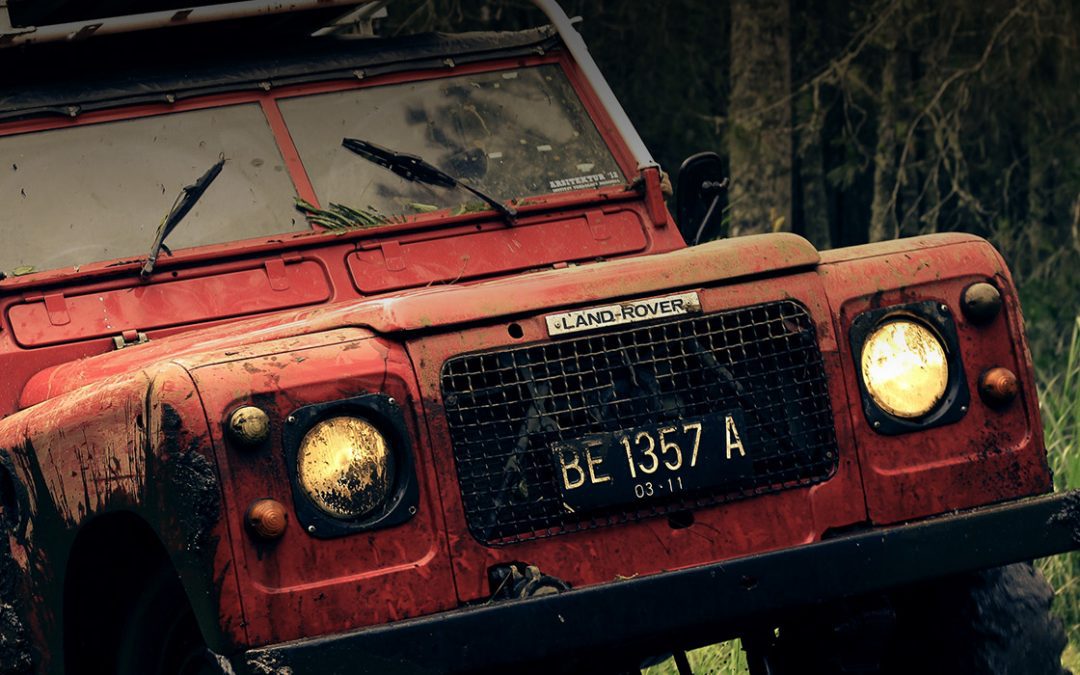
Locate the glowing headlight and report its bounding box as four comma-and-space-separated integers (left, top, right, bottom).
860, 319, 949, 419
296, 416, 395, 519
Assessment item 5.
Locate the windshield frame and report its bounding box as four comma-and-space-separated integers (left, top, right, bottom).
0, 51, 639, 288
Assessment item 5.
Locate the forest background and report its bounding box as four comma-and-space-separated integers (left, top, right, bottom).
390, 0, 1080, 669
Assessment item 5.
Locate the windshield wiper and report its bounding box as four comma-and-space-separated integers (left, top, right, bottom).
341, 137, 517, 225
140, 155, 226, 280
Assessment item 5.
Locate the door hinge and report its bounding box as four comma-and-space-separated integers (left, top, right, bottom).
112, 330, 149, 350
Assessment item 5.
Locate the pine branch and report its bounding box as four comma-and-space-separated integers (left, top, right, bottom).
295, 198, 394, 231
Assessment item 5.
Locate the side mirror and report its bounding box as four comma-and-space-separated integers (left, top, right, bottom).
675, 152, 728, 245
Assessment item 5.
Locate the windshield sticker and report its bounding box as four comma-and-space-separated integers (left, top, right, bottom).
549, 171, 622, 193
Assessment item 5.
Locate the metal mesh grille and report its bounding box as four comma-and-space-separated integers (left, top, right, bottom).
440, 300, 839, 545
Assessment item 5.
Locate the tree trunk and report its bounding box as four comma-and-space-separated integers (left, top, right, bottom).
728, 0, 793, 237
869, 45, 901, 243
799, 118, 829, 250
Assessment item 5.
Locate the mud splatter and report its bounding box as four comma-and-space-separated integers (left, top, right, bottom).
244, 650, 293, 675
161, 405, 221, 553
0, 527, 31, 674
1048, 491, 1080, 545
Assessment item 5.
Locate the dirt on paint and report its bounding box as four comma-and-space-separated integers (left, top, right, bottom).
1048, 490, 1080, 545
0, 450, 31, 674
243, 650, 293, 675
0, 535, 31, 674
161, 405, 222, 554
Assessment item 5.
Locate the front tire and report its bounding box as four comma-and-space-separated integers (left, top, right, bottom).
753, 562, 1068, 675
114, 565, 219, 675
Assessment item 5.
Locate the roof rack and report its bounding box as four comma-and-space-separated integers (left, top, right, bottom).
0, 0, 656, 171
0, 0, 371, 47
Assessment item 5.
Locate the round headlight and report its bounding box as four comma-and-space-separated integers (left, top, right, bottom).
860, 319, 949, 419
297, 416, 395, 519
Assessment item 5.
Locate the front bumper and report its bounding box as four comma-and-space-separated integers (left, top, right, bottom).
239, 491, 1080, 675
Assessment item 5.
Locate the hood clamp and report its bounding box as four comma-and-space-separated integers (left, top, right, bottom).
112, 329, 149, 350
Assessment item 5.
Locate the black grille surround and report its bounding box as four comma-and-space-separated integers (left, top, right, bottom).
440, 300, 840, 545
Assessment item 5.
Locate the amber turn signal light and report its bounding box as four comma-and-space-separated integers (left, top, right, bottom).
979, 367, 1019, 408
246, 498, 288, 539
227, 405, 271, 448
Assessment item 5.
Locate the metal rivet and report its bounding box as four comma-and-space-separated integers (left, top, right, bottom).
960, 405, 968, 413
388, 397, 396, 406
408, 506, 417, 515
873, 421, 881, 429
287, 415, 297, 424
306, 524, 316, 534
939, 304, 949, 313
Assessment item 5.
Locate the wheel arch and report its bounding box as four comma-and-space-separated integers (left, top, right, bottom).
62, 509, 230, 672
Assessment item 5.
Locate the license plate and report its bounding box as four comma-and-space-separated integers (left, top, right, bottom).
551, 410, 753, 513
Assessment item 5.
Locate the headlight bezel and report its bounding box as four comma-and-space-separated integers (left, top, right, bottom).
850, 300, 970, 435
282, 393, 419, 539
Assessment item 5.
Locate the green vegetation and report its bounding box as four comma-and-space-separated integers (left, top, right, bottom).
642, 641, 749, 675
1037, 317, 1080, 670
294, 198, 393, 230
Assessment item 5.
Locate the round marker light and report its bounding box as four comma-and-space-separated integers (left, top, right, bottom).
979, 367, 1019, 408
296, 416, 395, 519
961, 282, 1002, 325
246, 498, 288, 540
227, 405, 271, 448
860, 320, 949, 419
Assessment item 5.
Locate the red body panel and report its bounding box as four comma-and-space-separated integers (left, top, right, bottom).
0, 223, 1052, 658
0, 362, 243, 667
10, 258, 332, 347
407, 270, 868, 604
177, 329, 458, 646
346, 207, 649, 294
0, 36, 1052, 669
818, 235, 1050, 523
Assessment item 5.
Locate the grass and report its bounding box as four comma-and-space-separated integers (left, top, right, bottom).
1036, 317, 1080, 670
642, 641, 749, 675
644, 317, 1080, 674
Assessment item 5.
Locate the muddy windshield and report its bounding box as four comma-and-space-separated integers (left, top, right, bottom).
279, 64, 625, 218
0, 64, 626, 277
0, 104, 305, 277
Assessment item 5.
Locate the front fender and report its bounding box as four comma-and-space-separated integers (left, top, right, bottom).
0, 361, 238, 671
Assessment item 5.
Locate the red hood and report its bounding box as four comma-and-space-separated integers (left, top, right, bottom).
20, 233, 819, 407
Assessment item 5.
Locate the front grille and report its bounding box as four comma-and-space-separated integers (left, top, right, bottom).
440, 300, 839, 545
